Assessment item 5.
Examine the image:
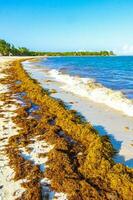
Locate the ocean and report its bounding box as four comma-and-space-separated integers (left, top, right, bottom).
24, 56, 133, 117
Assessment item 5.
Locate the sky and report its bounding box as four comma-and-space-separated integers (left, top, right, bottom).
0, 0, 133, 54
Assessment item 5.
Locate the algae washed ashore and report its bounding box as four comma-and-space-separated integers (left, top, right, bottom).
23, 56, 133, 167
0, 56, 133, 200
0, 57, 67, 199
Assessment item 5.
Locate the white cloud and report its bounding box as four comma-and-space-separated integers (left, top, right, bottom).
117, 44, 133, 55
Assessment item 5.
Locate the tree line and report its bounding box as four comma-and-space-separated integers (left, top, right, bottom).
0, 39, 115, 56
0, 39, 31, 56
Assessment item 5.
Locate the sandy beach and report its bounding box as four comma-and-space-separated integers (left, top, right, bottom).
23, 60, 133, 167
0, 57, 133, 199
0, 57, 25, 199
0, 57, 67, 200
1, 0, 133, 199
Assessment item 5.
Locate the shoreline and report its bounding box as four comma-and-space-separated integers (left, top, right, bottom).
23, 59, 133, 167
26, 57, 133, 116
0, 57, 133, 199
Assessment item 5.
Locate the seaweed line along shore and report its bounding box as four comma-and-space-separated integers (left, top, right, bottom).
0, 57, 133, 200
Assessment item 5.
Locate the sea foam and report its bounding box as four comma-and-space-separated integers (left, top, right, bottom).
48, 69, 133, 117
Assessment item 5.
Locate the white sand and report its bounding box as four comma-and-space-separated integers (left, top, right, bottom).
20, 137, 67, 200
0, 57, 67, 200
23, 62, 133, 168
0, 58, 25, 199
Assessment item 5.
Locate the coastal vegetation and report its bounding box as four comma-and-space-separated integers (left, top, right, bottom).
1, 58, 132, 199
31, 50, 114, 56
0, 39, 30, 56
0, 39, 115, 56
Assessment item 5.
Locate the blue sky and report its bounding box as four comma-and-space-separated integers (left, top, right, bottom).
0, 0, 133, 54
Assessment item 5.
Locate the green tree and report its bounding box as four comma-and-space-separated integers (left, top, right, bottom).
109, 51, 114, 55
0, 39, 11, 55
10, 45, 19, 56
18, 47, 30, 56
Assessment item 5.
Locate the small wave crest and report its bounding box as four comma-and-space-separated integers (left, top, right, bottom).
48, 69, 133, 117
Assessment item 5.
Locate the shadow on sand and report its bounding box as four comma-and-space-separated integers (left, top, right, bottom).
94, 125, 133, 168
52, 97, 133, 168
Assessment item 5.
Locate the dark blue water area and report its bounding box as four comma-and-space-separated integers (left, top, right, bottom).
38, 56, 133, 99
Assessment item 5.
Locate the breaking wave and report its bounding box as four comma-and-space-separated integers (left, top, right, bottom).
48, 69, 133, 117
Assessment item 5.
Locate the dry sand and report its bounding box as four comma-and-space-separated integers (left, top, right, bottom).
0, 57, 67, 200
0, 57, 25, 199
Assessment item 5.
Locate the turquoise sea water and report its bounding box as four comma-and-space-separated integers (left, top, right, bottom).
39, 56, 133, 99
